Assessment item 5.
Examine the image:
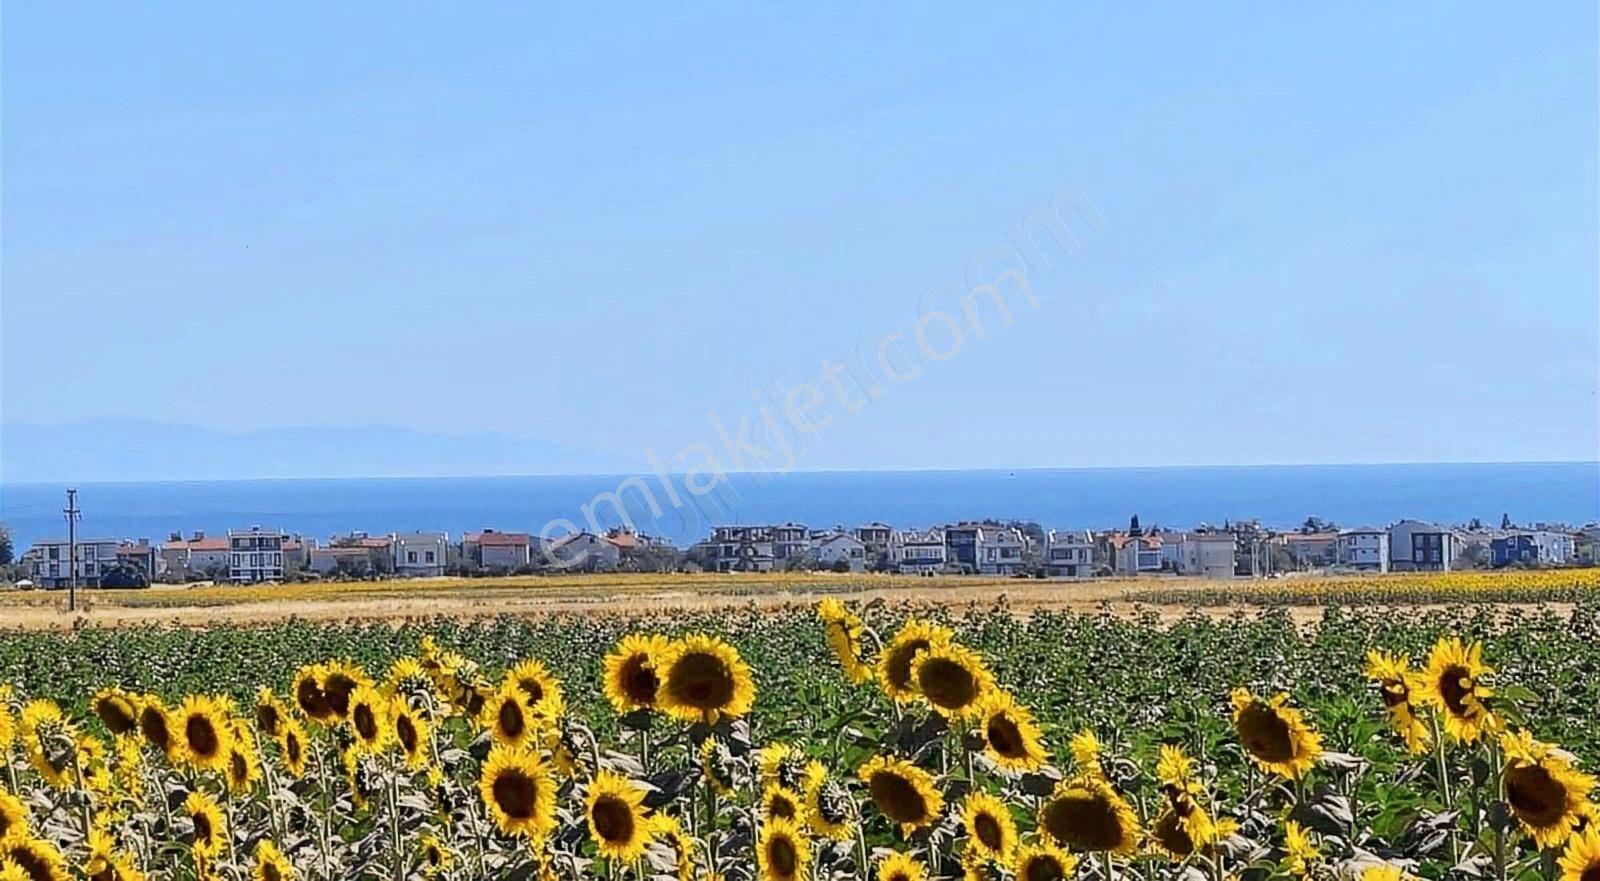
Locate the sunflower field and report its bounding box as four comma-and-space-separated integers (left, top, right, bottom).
1, 598, 1598, 881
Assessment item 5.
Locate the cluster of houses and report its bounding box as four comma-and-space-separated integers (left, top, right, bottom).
19, 514, 1600, 588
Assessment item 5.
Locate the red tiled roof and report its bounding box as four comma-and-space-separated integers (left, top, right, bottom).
478, 532, 531, 547
164, 537, 229, 552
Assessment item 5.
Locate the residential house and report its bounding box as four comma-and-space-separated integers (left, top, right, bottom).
1189, 532, 1238, 578
309, 546, 375, 576
943, 523, 1026, 575
393, 532, 448, 577
27, 538, 122, 589
1491, 530, 1575, 567
1284, 532, 1339, 569
772, 522, 811, 567
473, 531, 534, 571
1336, 528, 1390, 572
229, 527, 285, 583
1044, 529, 1094, 577
116, 540, 158, 578
1575, 526, 1600, 566
282, 536, 312, 573
812, 531, 867, 572
853, 522, 894, 560
159, 531, 232, 580
546, 532, 622, 570
1388, 520, 1462, 572
1111, 534, 1163, 575
708, 526, 775, 572
891, 529, 947, 575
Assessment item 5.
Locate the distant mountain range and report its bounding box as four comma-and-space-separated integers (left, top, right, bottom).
0, 420, 629, 482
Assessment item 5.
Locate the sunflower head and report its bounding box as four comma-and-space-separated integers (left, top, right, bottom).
317, 661, 372, 721
0, 835, 69, 881
252, 840, 292, 881
963, 791, 1018, 861
762, 785, 807, 825
18, 699, 78, 789
346, 685, 391, 753
507, 658, 566, 720
391, 700, 430, 770
253, 688, 286, 738
1501, 729, 1597, 849
1557, 827, 1600, 881
758, 743, 806, 790
1417, 637, 1497, 743
184, 790, 226, 859
602, 634, 669, 714
585, 770, 654, 861
758, 816, 811, 881
482, 681, 538, 749
1014, 840, 1077, 881
1037, 775, 1141, 855
877, 619, 955, 702
876, 850, 927, 881
1230, 688, 1323, 780
912, 641, 995, 719
801, 760, 855, 840
657, 634, 756, 724
226, 726, 262, 794
976, 692, 1049, 773
857, 755, 944, 836
818, 598, 874, 684
419, 834, 453, 877
0, 790, 29, 841
91, 688, 140, 737
478, 744, 556, 842
292, 664, 334, 722
1283, 819, 1319, 876
174, 695, 235, 772
277, 717, 309, 778
135, 695, 178, 760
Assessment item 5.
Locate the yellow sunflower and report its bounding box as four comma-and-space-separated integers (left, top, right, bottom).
291, 664, 334, 723
759, 742, 805, 789
801, 760, 855, 840
1037, 775, 1141, 855
277, 717, 309, 778
761, 785, 807, 825
817, 598, 874, 684
419, 834, 453, 878
1362, 865, 1421, 881
857, 755, 944, 835
700, 737, 737, 794
482, 681, 539, 750
383, 656, 438, 707
1069, 728, 1104, 777
135, 695, 179, 762
656, 635, 757, 724
226, 725, 262, 795
976, 692, 1049, 773
478, 745, 557, 842
649, 813, 696, 881
252, 840, 293, 881
391, 700, 431, 771
507, 658, 566, 720
91, 688, 140, 737
253, 688, 287, 739
1013, 840, 1077, 881
1501, 729, 1597, 849
0, 685, 14, 750
586, 770, 655, 862
174, 695, 235, 773
876, 851, 927, 881
85, 825, 142, 881
1283, 820, 1319, 877
0, 790, 29, 840
1416, 637, 1496, 743
602, 634, 669, 714
757, 816, 811, 881
18, 699, 78, 789
318, 661, 372, 722
1558, 827, 1600, 881
1364, 650, 1432, 755
346, 685, 391, 754
184, 790, 227, 860
911, 641, 995, 719
0, 836, 69, 881
963, 791, 1018, 861
877, 619, 955, 702
1230, 688, 1323, 780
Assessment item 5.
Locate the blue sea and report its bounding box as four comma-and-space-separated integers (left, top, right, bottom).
1, 463, 1596, 551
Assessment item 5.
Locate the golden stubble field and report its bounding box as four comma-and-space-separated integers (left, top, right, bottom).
1, 568, 1594, 630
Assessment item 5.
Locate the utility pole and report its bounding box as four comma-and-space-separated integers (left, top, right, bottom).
64, 488, 81, 612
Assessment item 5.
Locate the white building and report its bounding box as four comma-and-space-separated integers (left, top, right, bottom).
812, 531, 867, 572
772, 523, 810, 567
229, 527, 285, 583
546, 532, 622, 570
1337, 528, 1390, 572
392, 532, 449, 577
892, 529, 947, 575
975, 526, 1026, 575
708, 526, 775, 572
1044, 529, 1094, 577
1388, 520, 1462, 572
1190, 533, 1237, 578
28, 538, 122, 589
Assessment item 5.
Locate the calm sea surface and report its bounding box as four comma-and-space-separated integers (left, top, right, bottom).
2, 463, 1596, 550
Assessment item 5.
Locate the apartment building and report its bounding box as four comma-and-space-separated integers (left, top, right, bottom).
229, 527, 285, 583
1044, 529, 1094, 577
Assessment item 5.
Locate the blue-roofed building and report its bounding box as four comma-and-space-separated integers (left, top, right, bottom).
1490, 530, 1575, 567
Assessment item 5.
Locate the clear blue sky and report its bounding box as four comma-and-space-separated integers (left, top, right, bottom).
3, 3, 1596, 476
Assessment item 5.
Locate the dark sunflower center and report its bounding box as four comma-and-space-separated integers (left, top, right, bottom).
766, 834, 798, 876
296, 679, 330, 718
1041, 791, 1126, 852
492, 770, 539, 820
667, 652, 734, 710
919, 657, 979, 710
10, 845, 52, 881
193, 811, 213, 845
256, 703, 282, 735
1379, 681, 1410, 709
1236, 703, 1295, 762
888, 873, 911, 881
353, 704, 379, 741
888, 639, 931, 690
140, 708, 171, 748
231, 751, 249, 783
97, 696, 138, 734
0, 811, 13, 838
262, 863, 282, 881
397, 715, 419, 753
974, 812, 1004, 850
869, 772, 929, 824
1580, 863, 1600, 881
1438, 665, 1472, 716
425, 845, 442, 866
1506, 764, 1568, 827
987, 714, 1024, 757
592, 795, 636, 843
323, 675, 357, 717
286, 733, 303, 765
1153, 810, 1194, 856
623, 655, 660, 703
768, 792, 798, 820
498, 698, 526, 738
518, 678, 545, 703
1024, 855, 1068, 881
186, 716, 220, 758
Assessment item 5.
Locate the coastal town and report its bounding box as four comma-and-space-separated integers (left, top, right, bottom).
14, 513, 1600, 588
